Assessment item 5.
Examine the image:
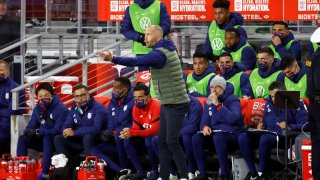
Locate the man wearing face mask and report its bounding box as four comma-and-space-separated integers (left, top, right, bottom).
204, 0, 247, 62
186, 51, 215, 97
197, 76, 257, 179
17, 83, 69, 180
255, 81, 308, 179
54, 85, 107, 162
269, 21, 301, 60
119, 84, 160, 180
249, 47, 285, 98
0, 60, 25, 155
280, 55, 307, 98
121, 0, 171, 72
218, 52, 253, 98
221, 28, 256, 70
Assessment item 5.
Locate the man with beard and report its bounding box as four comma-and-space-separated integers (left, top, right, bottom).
121, 0, 171, 72
249, 47, 285, 98
217, 52, 253, 98
186, 51, 216, 97
280, 54, 307, 98
269, 21, 301, 60
204, 0, 247, 62
221, 28, 256, 70
54, 85, 107, 160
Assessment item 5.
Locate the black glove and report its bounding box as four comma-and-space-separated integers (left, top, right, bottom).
23, 128, 37, 141
138, 34, 146, 46
100, 130, 114, 142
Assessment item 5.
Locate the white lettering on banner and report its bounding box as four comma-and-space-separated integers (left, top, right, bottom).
179, 5, 206, 11
243, 4, 270, 11
298, 13, 317, 19
110, 15, 125, 20
171, 15, 199, 20
171, 0, 207, 12
307, 4, 320, 11
110, 1, 119, 12
254, 0, 269, 3
307, 0, 318, 3
242, 14, 262, 20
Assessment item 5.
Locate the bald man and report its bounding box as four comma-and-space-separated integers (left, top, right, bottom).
97, 25, 190, 180
0, 60, 25, 155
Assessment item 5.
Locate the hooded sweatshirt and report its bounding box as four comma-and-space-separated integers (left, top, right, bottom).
271, 32, 301, 60
222, 37, 256, 70
200, 83, 244, 134
204, 12, 247, 61
120, 0, 171, 42
26, 94, 69, 136
220, 62, 253, 97
263, 97, 308, 136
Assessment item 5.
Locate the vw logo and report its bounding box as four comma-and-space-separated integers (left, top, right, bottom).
255, 86, 265, 97
140, 17, 151, 30
211, 38, 224, 50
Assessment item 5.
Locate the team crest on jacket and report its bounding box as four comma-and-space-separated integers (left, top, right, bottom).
5, 93, 9, 99
209, 111, 212, 116
124, 105, 128, 111
148, 114, 151, 119
41, 119, 45, 124
88, 113, 92, 119
74, 118, 77, 123
50, 114, 53, 119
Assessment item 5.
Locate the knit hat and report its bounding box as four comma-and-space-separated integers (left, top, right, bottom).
311, 27, 320, 43
210, 76, 226, 90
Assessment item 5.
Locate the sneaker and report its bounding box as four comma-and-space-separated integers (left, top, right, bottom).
188, 173, 195, 179
169, 174, 178, 180
244, 172, 258, 180
130, 173, 147, 180
147, 171, 159, 180
119, 169, 131, 180
38, 173, 49, 180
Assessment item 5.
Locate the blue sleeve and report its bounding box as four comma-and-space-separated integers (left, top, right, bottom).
276, 72, 286, 82
237, 26, 248, 39
240, 73, 254, 97
74, 105, 107, 136
241, 46, 257, 70
112, 50, 166, 69
62, 111, 75, 130
120, 7, 141, 41
275, 40, 301, 60
160, 2, 171, 36
216, 99, 242, 125
180, 100, 203, 135
307, 42, 314, 60
26, 108, 40, 129
40, 105, 69, 136
289, 101, 308, 131
200, 104, 211, 130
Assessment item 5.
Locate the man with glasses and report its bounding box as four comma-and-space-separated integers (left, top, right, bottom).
54, 85, 107, 162
280, 54, 307, 98
17, 83, 68, 180
249, 47, 285, 98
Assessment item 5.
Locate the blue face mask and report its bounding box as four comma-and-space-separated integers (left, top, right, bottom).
287, 72, 297, 80
39, 98, 52, 111
220, 65, 232, 75
135, 99, 147, 108
258, 62, 268, 72
274, 32, 284, 39
112, 88, 126, 100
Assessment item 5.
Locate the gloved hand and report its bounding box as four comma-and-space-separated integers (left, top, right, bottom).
100, 130, 114, 142
23, 128, 37, 141
138, 34, 146, 46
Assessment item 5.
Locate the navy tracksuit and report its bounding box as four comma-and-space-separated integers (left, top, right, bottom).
17, 95, 68, 174
0, 77, 25, 154
54, 97, 107, 158
194, 83, 257, 176
258, 97, 308, 173
90, 91, 134, 172
219, 62, 254, 98
180, 96, 203, 174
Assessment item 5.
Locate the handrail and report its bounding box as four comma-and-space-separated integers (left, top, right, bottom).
0, 34, 41, 55
11, 37, 129, 92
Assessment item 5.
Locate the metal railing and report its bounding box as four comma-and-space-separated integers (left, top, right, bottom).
11, 37, 134, 112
